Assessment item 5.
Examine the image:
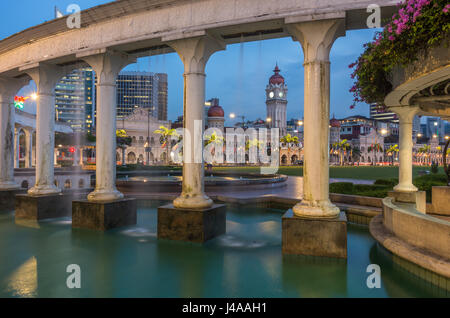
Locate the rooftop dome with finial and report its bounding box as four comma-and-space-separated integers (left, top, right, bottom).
208, 104, 224, 117
330, 116, 341, 128
269, 64, 285, 85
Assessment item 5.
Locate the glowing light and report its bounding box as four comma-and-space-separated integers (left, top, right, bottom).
229, 113, 235, 119
30, 93, 38, 100
297, 120, 303, 126
69, 147, 76, 153
266, 117, 272, 123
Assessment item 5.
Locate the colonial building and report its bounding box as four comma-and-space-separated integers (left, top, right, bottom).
116, 107, 171, 165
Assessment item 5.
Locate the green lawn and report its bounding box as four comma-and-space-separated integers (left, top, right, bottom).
211, 165, 445, 180
116, 164, 445, 181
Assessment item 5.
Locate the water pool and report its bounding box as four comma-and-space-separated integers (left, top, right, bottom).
0, 201, 447, 297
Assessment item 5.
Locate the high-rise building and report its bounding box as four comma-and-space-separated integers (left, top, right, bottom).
55, 68, 95, 133
115, 72, 168, 121
425, 117, 447, 142
156, 73, 168, 121
266, 65, 288, 136
370, 104, 398, 122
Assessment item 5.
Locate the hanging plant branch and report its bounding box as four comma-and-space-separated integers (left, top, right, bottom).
349, 0, 450, 109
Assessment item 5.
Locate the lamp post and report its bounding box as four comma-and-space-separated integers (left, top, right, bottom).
230, 112, 246, 128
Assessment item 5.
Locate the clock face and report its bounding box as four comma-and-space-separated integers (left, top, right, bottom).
279, 92, 284, 98
269, 92, 274, 98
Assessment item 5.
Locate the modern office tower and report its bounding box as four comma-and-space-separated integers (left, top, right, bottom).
116, 72, 158, 119
369, 104, 398, 122
116, 71, 168, 121
156, 73, 168, 121
55, 68, 95, 133
425, 117, 447, 142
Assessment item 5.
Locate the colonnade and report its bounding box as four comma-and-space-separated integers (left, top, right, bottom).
0, 18, 423, 213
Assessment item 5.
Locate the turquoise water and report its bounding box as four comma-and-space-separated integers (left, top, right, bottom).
0, 201, 447, 298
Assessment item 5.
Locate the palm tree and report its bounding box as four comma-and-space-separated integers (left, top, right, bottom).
205, 131, 224, 147
204, 131, 224, 163
385, 144, 399, 166
418, 145, 431, 165
351, 146, 361, 165
154, 126, 178, 165
333, 139, 350, 166
280, 134, 299, 148
367, 143, 383, 165
116, 129, 131, 166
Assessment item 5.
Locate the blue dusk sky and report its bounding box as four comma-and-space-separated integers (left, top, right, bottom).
0, 0, 380, 125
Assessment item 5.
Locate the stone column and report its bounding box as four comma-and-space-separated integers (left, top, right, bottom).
287, 19, 345, 218
78, 51, 135, 202
25, 129, 33, 168
391, 106, 419, 192
22, 64, 64, 195
0, 77, 29, 189
166, 34, 225, 209
14, 128, 20, 168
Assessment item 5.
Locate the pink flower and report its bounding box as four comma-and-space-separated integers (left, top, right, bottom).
389, 35, 395, 41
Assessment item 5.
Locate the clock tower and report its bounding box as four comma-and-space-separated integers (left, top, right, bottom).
266, 64, 288, 135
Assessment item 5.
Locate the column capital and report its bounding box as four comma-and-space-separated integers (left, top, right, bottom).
286, 18, 345, 63
0, 76, 30, 102
166, 34, 226, 74
20, 63, 67, 95
388, 105, 420, 123
77, 50, 136, 85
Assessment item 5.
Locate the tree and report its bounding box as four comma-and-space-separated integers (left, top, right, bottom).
154, 126, 178, 165
418, 145, 431, 165
351, 146, 361, 165
385, 144, 399, 166
116, 129, 132, 166
332, 139, 350, 166
280, 134, 299, 148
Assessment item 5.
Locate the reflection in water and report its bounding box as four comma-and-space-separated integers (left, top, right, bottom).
0, 201, 448, 297
7, 256, 37, 297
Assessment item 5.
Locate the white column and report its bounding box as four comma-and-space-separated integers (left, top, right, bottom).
287, 19, 345, 218
14, 129, 20, 168
0, 77, 29, 189
391, 106, 419, 192
167, 34, 225, 209
22, 64, 64, 195
25, 129, 33, 168
78, 51, 135, 202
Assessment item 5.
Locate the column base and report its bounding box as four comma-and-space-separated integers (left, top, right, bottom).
27, 185, 61, 196
393, 183, 418, 193
15, 193, 71, 220
0, 181, 20, 191
72, 198, 137, 231
282, 210, 347, 258
173, 194, 213, 209
87, 189, 124, 202
388, 190, 426, 213
158, 203, 226, 243
292, 200, 340, 218
0, 189, 26, 212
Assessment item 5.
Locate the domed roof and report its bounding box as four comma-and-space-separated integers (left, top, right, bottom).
208, 105, 224, 117
330, 117, 341, 128
269, 64, 285, 85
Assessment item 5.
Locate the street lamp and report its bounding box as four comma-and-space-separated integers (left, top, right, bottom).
230, 113, 246, 128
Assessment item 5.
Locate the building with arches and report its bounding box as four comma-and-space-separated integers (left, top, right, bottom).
116, 107, 171, 165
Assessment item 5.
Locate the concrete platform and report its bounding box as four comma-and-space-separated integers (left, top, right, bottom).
0, 189, 26, 212
72, 198, 137, 231
15, 193, 71, 220
282, 210, 347, 258
158, 203, 226, 243
432, 186, 450, 216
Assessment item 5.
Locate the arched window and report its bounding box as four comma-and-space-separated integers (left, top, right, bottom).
78, 179, 84, 188
64, 179, 71, 189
